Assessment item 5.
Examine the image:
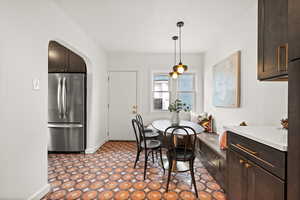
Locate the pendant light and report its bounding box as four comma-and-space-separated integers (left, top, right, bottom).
173, 21, 188, 74
169, 35, 179, 79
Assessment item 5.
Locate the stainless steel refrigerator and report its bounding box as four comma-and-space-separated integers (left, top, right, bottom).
48, 73, 86, 152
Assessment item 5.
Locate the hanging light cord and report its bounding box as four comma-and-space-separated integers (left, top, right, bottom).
179, 25, 182, 63
174, 37, 177, 65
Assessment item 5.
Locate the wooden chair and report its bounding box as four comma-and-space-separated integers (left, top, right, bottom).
136, 114, 160, 138
164, 126, 198, 198
132, 119, 165, 180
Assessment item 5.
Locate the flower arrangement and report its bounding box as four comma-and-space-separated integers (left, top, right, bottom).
281, 118, 288, 129
168, 99, 191, 113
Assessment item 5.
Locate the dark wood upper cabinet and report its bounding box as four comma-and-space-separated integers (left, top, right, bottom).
258, 0, 288, 80
48, 41, 86, 73
48, 41, 68, 73
288, 1, 300, 200
288, 0, 300, 61
69, 51, 87, 73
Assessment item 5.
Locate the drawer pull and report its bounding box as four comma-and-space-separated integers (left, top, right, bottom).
231, 144, 275, 168
235, 144, 258, 155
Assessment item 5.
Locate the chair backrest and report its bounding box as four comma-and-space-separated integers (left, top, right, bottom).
136, 114, 144, 127
164, 126, 197, 160
132, 119, 146, 149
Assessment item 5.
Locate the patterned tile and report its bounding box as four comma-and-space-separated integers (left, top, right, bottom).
43, 142, 226, 200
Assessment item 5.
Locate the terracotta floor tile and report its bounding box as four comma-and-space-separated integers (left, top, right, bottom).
43, 141, 226, 200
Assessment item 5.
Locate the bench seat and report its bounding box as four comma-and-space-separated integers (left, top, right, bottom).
196, 132, 226, 190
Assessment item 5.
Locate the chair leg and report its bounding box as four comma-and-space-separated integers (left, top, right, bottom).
166, 157, 173, 192
152, 151, 155, 163
155, 150, 158, 160
159, 148, 165, 174
189, 159, 198, 198
144, 150, 148, 180
134, 149, 140, 168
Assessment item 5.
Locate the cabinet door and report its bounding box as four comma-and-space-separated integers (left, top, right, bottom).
247, 160, 285, 200
288, 0, 300, 61
258, 0, 288, 80
68, 51, 86, 73
48, 41, 68, 73
227, 149, 247, 200
288, 60, 300, 200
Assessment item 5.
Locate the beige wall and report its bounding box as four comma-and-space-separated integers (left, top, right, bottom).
203, 2, 288, 134
0, 1, 108, 198
107, 52, 205, 125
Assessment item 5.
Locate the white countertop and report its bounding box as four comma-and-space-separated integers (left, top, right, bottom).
224, 125, 288, 151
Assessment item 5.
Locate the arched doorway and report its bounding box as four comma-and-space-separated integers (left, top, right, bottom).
47, 41, 87, 152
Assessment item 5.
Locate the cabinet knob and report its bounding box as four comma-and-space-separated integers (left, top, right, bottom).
239, 159, 245, 164
245, 163, 252, 168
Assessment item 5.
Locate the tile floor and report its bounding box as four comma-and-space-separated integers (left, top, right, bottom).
43, 142, 226, 200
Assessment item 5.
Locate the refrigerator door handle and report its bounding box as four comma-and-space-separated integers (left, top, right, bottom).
57, 77, 62, 118
48, 123, 83, 128
62, 77, 67, 118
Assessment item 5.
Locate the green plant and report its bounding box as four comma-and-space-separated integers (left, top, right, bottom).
168, 99, 191, 113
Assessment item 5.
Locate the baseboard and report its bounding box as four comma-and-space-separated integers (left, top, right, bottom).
27, 183, 50, 200
108, 140, 135, 142
85, 137, 108, 154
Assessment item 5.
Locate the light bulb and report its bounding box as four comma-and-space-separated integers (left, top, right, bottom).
177, 66, 184, 74
172, 72, 178, 79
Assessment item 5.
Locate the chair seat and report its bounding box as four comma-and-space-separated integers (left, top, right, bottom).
168, 148, 195, 161
144, 131, 160, 138
144, 128, 154, 132
141, 139, 161, 149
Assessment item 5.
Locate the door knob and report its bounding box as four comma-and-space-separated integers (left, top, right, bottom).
239, 159, 245, 164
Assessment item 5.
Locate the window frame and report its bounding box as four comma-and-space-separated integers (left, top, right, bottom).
150, 71, 197, 113
176, 72, 197, 112
150, 71, 172, 112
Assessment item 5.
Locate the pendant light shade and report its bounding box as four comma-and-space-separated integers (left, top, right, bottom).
173, 62, 188, 74
169, 35, 179, 79
174, 21, 188, 74
169, 71, 178, 79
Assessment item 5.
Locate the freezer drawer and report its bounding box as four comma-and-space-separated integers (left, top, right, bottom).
48, 124, 84, 152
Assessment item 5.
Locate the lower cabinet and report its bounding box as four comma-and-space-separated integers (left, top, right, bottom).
247, 160, 284, 200
227, 149, 247, 200
227, 132, 286, 200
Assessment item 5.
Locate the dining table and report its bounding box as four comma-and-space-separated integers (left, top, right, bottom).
151, 119, 204, 172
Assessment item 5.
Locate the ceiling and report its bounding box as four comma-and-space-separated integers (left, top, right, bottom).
53, 0, 255, 53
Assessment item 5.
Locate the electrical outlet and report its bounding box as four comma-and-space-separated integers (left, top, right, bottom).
32, 78, 40, 90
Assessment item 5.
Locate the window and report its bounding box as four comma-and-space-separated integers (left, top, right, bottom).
177, 74, 196, 110
151, 72, 196, 112
152, 74, 170, 111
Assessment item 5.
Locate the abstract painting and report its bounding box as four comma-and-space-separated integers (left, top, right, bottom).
212, 51, 240, 107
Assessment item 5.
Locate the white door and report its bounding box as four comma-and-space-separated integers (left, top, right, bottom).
108, 71, 137, 140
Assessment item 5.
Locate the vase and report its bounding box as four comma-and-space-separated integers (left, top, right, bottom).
171, 112, 180, 126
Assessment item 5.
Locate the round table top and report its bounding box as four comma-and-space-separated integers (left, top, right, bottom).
151, 119, 204, 135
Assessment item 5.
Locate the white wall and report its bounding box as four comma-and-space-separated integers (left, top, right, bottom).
0, 1, 107, 199
107, 52, 204, 125
204, 2, 288, 134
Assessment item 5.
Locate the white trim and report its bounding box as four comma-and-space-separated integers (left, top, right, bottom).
175, 72, 198, 112
27, 184, 50, 200
85, 136, 108, 154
